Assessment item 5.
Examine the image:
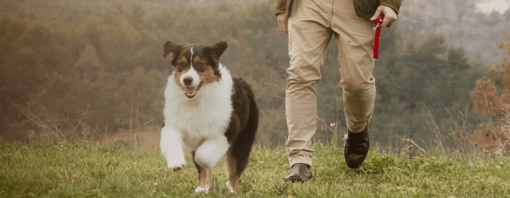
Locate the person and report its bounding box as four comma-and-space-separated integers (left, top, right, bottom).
275, 0, 402, 182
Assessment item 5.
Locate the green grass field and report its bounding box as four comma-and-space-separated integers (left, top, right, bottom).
1, 141, 509, 197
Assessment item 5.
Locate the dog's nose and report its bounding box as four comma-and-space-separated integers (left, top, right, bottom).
183, 77, 193, 86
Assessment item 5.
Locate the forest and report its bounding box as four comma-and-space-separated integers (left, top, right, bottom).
1, 0, 509, 149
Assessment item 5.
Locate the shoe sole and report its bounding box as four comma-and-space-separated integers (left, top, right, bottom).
284, 175, 312, 183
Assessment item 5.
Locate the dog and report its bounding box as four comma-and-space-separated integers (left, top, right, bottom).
160, 40, 259, 193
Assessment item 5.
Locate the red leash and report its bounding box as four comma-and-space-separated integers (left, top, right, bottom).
372, 14, 391, 59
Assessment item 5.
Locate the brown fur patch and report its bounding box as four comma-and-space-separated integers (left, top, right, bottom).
199, 67, 219, 84
198, 167, 212, 189
225, 152, 239, 193
200, 67, 218, 84
173, 56, 188, 90
193, 56, 202, 64
193, 56, 219, 84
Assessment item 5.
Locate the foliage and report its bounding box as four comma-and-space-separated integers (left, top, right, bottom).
1, 141, 509, 197
398, 0, 508, 63
471, 29, 510, 155
0, 0, 502, 148
0, 0, 288, 144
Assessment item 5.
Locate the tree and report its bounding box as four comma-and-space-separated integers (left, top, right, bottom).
471, 27, 510, 155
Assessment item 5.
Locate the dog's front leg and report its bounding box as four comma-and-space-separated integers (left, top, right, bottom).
194, 135, 229, 168
193, 135, 229, 193
160, 127, 186, 172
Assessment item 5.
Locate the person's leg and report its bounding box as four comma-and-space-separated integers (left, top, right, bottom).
332, 0, 375, 134
331, 0, 375, 168
285, 0, 333, 174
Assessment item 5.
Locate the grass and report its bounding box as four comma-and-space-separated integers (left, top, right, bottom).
1, 141, 509, 197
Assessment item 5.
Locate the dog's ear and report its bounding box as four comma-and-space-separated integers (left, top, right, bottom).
163, 41, 183, 58
209, 41, 228, 62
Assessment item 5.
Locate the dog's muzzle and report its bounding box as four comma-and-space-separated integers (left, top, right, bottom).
184, 81, 204, 99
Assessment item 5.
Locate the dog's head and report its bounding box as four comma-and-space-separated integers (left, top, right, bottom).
163, 41, 228, 99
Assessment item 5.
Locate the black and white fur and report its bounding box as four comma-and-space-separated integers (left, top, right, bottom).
160, 40, 258, 193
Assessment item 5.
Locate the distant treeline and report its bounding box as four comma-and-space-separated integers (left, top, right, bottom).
0, 0, 504, 147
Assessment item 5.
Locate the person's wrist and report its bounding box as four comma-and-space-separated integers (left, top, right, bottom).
380, 4, 398, 15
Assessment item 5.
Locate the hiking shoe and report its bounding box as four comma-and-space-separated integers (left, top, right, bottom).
284, 163, 313, 182
344, 127, 370, 168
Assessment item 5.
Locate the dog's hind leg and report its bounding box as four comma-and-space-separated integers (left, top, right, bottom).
225, 100, 259, 193
225, 137, 254, 193
225, 151, 239, 193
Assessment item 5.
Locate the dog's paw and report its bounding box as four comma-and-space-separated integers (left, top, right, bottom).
167, 161, 186, 172
166, 157, 186, 172
164, 149, 186, 172
226, 181, 235, 193
194, 186, 210, 193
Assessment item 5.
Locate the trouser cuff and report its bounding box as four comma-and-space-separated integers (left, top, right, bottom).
288, 154, 313, 168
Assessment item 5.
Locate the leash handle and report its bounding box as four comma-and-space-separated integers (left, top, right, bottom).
372, 14, 391, 59
371, 14, 392, 28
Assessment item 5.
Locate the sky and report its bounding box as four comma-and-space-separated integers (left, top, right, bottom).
476, 0, 510, 13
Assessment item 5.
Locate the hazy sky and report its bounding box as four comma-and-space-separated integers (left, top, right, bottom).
476, 0, 510, 13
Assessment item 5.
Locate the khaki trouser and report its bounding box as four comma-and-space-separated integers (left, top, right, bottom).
285, 0, 376, 167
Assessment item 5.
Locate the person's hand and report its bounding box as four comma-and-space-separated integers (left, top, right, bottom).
370, 5, 397, 28
277, 14, 288, 34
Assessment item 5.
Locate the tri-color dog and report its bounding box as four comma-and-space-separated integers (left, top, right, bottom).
160, 40, 258, 193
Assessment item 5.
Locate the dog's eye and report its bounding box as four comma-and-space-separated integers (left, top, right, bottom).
197, 63, 204, 67
178, 63, 185, 67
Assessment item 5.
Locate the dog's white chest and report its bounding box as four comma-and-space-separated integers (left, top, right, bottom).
178, 104, 231, 134
162, 65, 234, 151
180, 130, 205, 152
